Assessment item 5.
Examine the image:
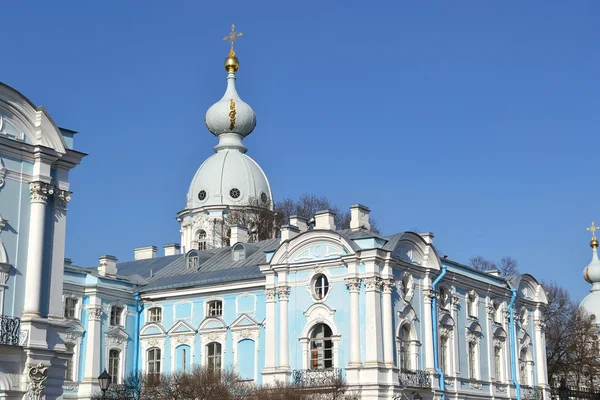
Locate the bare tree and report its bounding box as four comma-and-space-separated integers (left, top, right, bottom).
468, 255, 519, 276
225, 197, 282, 243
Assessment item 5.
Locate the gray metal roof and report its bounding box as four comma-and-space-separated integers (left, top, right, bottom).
116, 254, 181, 280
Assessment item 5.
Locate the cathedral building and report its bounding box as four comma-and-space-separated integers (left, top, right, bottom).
0, 33, 550, 400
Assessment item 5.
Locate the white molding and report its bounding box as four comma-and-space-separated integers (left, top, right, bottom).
235, 292, 257, 316
104, 327, 129, 384
230, 315, 260, 382
172, 299, 194, 321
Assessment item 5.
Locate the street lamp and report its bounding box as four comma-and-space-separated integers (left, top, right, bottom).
98, 369, 112, 399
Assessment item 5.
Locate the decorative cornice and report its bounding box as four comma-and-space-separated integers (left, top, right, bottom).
53, 189, 72, 211
27, 363, 48, 400
276, 286, 291, 301
29, 181, 54, 203
344, 277, 362, 293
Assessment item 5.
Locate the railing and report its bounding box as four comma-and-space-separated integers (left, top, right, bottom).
521, 385, 542, 400
398, 369, 432, 388
551, 385, 600, 400
292, 368, 343, 387
0, 315, 20, 346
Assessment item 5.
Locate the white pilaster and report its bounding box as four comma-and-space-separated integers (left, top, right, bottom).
277, 286, 290, 369
82, 300, 103, 382
23, 181, 53, 317
422, 275, 434, 371
382, 279, 395, 366
364, 276, 384, 366
48, 189, 71, 318
534, 311, 548, 387
264, 288, 276, 370
345, 278, 362, 365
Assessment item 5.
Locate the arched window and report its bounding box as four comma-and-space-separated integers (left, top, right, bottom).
148, 307, 162, 323
399, 325, 412, 371
187, 250, 200, 270
313, 274, 329, 300
207, 300, 223, 317
233, 243, 245, 262
197, 230, 207, 251
147, 348, 161, 374
440, 335, 449, 373
519, 348, 529, 385
310, 323, 333, 370
109, 349, 120, 384
182, 347, 188, 373
206, 342, 222, 371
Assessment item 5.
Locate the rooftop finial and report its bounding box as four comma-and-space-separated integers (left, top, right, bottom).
223, 24, 243, 57
223, 24, 242, 73
588, 221, 599, 248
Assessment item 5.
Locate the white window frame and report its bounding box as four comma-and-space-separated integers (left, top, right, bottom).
205, 342, 222, 371
147, 306, 162, 323
308, 323, 335, 370
110, 305, 125, 327
312, 274, 330, 301
232, 243, 246, 262
108, 349, 121, 384
147, 347, 162, 375
207, 299, 223, 317
63, 294, 82, 321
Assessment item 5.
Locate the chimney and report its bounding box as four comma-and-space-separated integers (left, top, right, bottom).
98, 255, 118, 277
230, 225, 249, 244
134, 246, 157, 260
419, 232, 434, 245
350, 204, 371, 231
164, 243, 181, 256
280, 224, 300, 242
289, 215, 309, 233
314, 210, 336, 231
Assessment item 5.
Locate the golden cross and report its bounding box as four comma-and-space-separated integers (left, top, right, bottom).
588, 221, 599, 239
223, 24, 243, 56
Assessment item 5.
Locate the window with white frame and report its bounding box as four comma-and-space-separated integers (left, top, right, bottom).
181, 347, 188, 373
197, 230, 207, 251
310, 323, 334, 370
468, 341, 477, 379
313, 274, 329, 300
207, 300, 223, 317
148, 307, 162, 323
109, 349, 120, 384
147, 348, 161, 374
206, 342, 222, 371
64, 298, 78, 319
232, 243, 245, 262
467, 291, 478, 318
494, 346, 503, 382
187, 250, 200, 270
399, 325, 412, 371
65, 343, 75, 381
110, 306, 123, 327
440, 335, 450, 373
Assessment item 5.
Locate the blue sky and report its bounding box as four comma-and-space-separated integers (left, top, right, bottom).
1, 1, 597, 300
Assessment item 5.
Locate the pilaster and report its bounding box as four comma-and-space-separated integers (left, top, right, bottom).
364, 276, 384, 366
422, 277, 434, 371
345, 277, 362, 366
48, 189, 71, 319
263, 288, 276, 370
277, 286, 291, 370
80, 299, 103, 397
381, 279, 395, 367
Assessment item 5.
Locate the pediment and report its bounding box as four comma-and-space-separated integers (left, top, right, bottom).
105, 326, 129, 339
289, 241, 348, 264
140, 323, 166, 336
168, 320, 196, 335
198, 317, 227, 331
230, 313, 260, 330
393, 242, 424, 266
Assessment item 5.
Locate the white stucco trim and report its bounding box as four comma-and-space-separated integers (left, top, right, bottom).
230, 316, 260, 382
104, 327, 129, 384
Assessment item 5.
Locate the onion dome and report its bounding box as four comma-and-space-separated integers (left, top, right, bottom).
580, 222, 600, 321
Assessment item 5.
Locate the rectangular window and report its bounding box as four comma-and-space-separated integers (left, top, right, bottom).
109, 350, 120, 384
147, 348, 161, 375
64, 298, 78, 319
110, 306, 123, 326
207, 342, 222, 371
208, 300, 223, 317
149, 307, 162, 323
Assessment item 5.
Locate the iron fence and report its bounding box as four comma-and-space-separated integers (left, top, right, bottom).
292, 368, 343, 387
521, 385, 542, 400
0, 315, 20, 346
398, 369, 432, 388
552, 385, 600, 400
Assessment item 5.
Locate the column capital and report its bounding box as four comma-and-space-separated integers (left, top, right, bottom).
276, 286, 291, 300
344, 277, 362, 293
381, 278, 395, 294
534, 319, 546, 333
364, 276, 383, 292
53, 189, 72, 210
264, 288, 277, 302
87, 307, 103, 321
29, 181, 54, 204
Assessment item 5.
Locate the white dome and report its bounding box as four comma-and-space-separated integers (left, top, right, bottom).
187, 149, 273, 209
205, 73, 256, 137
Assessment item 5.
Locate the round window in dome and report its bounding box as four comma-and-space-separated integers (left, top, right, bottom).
260, 192, 269, 204
229, 188, 241, 199
198, 190, 207, 201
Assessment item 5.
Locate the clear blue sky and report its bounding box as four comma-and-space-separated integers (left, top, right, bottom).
1, 1, 597, 300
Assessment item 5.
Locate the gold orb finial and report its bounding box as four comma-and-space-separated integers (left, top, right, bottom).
223, 24, 242, 72
588, 221, 599, 248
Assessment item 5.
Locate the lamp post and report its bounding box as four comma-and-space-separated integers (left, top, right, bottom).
98, 369, 112, 399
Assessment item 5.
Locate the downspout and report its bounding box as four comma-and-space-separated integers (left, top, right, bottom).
431, 265, 447, 400
134, 291, 141, 374
509, 288, 521, 400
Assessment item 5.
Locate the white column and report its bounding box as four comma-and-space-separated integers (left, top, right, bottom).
264, 288, 277, 369
535, 317, 548, 386
382, 279, 395, 366
364, 276, 384, 365
345, 278, 362, 365
48, 189, 71, 318
277, 286, 290, 369
23, 181, 53, 317
83, 301, 103, 381
422, 279, 434, 371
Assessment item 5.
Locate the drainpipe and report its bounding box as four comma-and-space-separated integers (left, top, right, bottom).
134, 291, 141, 374
431, 265, 447, 400
509, 288, 521, 400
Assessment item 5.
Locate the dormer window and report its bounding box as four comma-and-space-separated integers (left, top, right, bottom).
197, 230, 207, 251
187, 250, 200, 270
148, 307, 162, 323
232, 243, 245, 262
208, 300, 223, 317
